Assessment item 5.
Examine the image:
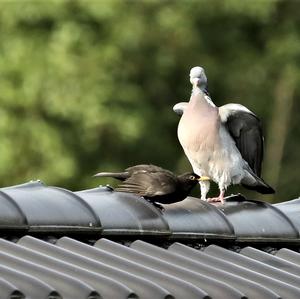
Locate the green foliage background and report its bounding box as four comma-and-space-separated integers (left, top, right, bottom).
0, 0, 299, 202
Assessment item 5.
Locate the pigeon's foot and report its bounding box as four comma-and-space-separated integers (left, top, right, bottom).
207, 197, 225, 204
207, 190, 225, 204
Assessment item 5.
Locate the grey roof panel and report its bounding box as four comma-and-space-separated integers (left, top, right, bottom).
76, 187, 170, 236
0, 190, 27, 231
205, 244, 300, 299
58, 236, 209, 299
11, 237, 135, 299
1, 181, 300, 298
1, 180, 300, 242
161, 196, 235, 239
19, 236, 164, 299
219, 196, 299, 241
0, 264, 60, 299
275, 248, 300, 266
168, 242, 280, 299
0, 236, 300, 298
95, 238, 244, 299
274, 198, 300, 234
0, 243, 100, 299
1, 181, 101, 233
240, 246, 300, 276
131, 240, 278, 299
0, 277, 25, 299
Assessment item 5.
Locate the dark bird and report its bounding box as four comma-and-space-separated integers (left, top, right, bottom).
93, 164, 210, 208
174, 66, 274, 204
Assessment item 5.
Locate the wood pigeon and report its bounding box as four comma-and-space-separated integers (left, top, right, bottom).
175, 66, 274, 204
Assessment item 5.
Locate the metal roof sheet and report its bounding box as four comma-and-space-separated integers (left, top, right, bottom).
276, 247, 300, 265
161, 196, 235, 239
0, 189, 27, 231
0, 236, 300, 298
75, 187, 170, 236
275, 198, 300, 234
1, 181, 101, 233
0, 181, 299, 244
18, 236, 166, 299
0, 274, 25, 299
219, 196, 299, 241
0, 181, 300, 298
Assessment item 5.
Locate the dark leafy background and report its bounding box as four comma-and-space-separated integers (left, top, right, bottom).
0, 0, 299, 202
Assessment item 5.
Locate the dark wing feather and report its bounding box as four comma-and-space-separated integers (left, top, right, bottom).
94, 164, 170, 180
125, 164, 172, 175
220, 104, 264, 176
115, 171, 177, 198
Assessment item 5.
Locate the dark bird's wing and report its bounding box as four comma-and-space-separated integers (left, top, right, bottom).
219, 103, 263, 176
93, 164, 171, 181
116, 171, 178, 198
125, 164, 172, 174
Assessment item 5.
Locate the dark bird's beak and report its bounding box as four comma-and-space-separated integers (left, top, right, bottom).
198, 176, 210, 181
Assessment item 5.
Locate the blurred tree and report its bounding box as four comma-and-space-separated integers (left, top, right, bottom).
0, 0, 298, 202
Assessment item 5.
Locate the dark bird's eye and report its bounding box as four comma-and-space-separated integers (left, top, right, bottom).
189, 175, 196, 180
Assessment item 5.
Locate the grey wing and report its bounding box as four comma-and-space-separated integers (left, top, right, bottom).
116, 172, 177, 197
219, 104, 264, 176
173, 102, 188, 116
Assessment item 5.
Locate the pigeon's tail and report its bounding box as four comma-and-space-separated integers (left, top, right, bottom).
93, 172, 129, 181
242, 180, 275, 194
242, 170, 275, 194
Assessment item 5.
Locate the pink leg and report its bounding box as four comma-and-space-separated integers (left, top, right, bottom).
207, 190, 226, 204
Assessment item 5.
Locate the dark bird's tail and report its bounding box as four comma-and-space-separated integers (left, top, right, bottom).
93, 172, 129, 181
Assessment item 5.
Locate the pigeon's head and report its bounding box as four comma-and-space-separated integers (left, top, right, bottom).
178, 172, 210, 192
189, 66, 207, 90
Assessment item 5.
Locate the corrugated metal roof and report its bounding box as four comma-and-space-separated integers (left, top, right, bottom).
0, 236, 300, 298
0, 180, 300, 298
0, 181, 299, 244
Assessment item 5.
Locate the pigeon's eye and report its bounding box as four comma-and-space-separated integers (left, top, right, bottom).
189, 175, 196, 180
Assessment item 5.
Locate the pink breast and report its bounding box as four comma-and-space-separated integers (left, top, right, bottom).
177, 101, 220, 152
